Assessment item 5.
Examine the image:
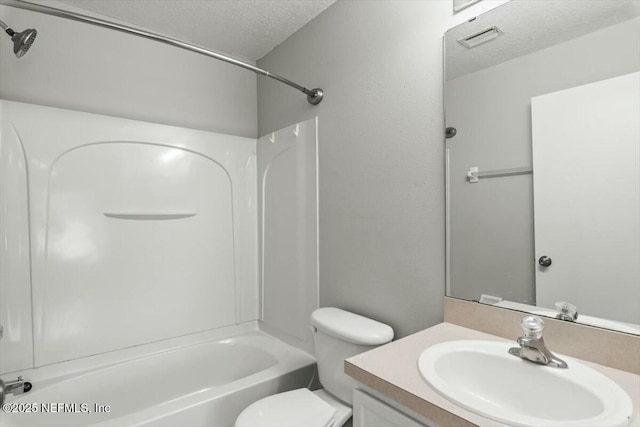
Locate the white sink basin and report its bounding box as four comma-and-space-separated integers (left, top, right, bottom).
418, 340, 633, 427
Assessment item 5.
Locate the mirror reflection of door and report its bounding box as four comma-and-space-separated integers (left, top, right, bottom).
444, 0, 640, 333
532, 72, 640, 325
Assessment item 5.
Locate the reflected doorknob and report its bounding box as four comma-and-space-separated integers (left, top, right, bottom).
538, 256, 552, 267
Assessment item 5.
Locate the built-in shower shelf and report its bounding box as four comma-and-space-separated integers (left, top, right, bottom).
467, 166, 532, 183
103, 212, 197, 220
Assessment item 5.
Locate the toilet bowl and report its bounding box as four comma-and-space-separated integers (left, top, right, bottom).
234, 307, 394, 427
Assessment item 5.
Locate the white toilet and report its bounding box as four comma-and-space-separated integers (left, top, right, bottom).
235, 307, 394, 427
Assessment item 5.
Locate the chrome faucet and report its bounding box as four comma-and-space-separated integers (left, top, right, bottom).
0, 325, 34, 404
0, 376, 32, 405
508, 316, 568, 368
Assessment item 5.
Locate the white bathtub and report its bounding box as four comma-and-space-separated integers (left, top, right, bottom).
0, 325, 315, 427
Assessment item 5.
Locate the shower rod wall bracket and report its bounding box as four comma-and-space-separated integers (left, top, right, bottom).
307, 88, 324, 105
3, 0, 323, 105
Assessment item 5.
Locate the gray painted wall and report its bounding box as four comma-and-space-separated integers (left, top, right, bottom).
257, 0, 450, 338
446, 17, 640, 304
0, 5, 257, 138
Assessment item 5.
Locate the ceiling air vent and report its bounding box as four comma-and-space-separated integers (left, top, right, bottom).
458, 26, 503, 49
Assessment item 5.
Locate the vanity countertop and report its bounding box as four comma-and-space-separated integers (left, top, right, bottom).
345, 322, 640, 427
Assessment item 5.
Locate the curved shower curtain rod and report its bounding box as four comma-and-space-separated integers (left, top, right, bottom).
2, 0, 324, 105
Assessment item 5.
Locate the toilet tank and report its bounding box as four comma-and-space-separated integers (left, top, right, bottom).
310, 308, 394, 404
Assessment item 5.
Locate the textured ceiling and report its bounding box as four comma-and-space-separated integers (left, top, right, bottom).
446, 0, 640, 80
55, 0, 336, 61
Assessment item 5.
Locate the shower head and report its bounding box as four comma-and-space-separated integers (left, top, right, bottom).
10, 27, 37, 57
0, 19, 37, 58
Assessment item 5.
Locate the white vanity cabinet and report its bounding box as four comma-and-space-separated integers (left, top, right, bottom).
352, 388, 434, 427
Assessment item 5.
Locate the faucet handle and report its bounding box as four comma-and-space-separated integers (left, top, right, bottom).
555, 301, 578, 321
521, 316, 544, 339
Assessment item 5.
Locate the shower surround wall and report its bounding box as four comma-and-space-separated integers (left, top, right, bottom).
0, 101, 258, 373
0, 3, 322, 378
258, 118, 319, 353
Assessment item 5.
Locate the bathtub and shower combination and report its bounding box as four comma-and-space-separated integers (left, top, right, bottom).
0, 97, 319, 426
1, 4, 322, 424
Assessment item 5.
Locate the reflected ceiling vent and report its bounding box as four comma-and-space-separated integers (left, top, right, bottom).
458, 26, 503, 48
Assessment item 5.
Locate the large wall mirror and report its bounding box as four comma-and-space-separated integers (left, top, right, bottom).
445, 0, 640, 335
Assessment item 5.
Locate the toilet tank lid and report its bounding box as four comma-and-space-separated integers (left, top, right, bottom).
311, 308, 394, 345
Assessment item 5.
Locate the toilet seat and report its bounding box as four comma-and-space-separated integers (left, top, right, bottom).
235, 388, 337, 427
